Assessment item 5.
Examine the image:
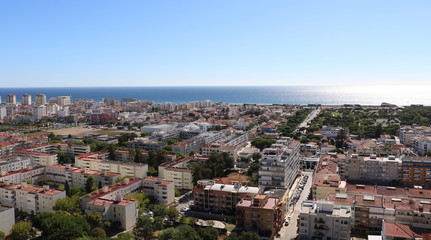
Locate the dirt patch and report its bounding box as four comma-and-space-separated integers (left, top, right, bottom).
226, 172, 250, 183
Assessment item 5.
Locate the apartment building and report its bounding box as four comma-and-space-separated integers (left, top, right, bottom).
236, 190, 287, 238
16, 143, 91, 166
402, 156, 431, 187
6, 94, 16, 105
44, 165, 120, 188
339, 154, 402, 183
126, 138, 167, 151
172, 132, 224, 155
329, 184, 431, 234
0, 182, 65, 214
82, 177, 175, 207
158, 157, 206, 190
322, 126, 349, 138
259, 138, 300, 189
85, 197, 137, 230
21, 94, 32, 105
299, 201, 352, 240
0, 205, 14, 234
201, 132, 248, 160
400, 126, 431, 146
75, 151, 148, 178
35, 94, 46, 106
0, 167, 45, 184
0, 157, 32, 172
312, 155, 347, 200
141, 176, 175, 205
193, 180, 261, 215
412, 136, 431, 156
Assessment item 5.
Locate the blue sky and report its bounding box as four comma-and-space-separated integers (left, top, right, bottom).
0, 0, 430, 87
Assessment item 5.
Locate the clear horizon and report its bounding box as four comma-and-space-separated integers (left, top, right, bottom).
1, 1, 430, 87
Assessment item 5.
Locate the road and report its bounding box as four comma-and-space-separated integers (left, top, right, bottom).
277, 172, 313, 240
294, 108, 321, 134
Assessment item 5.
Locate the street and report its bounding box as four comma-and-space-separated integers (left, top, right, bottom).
277, 172, 313, 240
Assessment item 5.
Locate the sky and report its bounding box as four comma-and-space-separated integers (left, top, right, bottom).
0, 1, 430, 87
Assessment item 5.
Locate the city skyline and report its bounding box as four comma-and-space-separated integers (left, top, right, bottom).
1, 0, 430, 87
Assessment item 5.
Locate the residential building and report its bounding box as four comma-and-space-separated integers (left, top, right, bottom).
259, 138, 300, 189
0, 157, 32, 172
322, 126, 349, 138
412, 136, 431, 156
402, 156, 431, 187
0, 182, 65, 214
35, 94, 46, 106
236, 190, 288, 238
0, 205, 14, 234
32, 105, 47, 120
299, 201, 352, 240
21, 94, 32, 105
339, 154, 402, 183
312, 155, 347, 200
6, 94, 16, 105
193, 180, 261, 215
158, 157, 205, 190
75, 151, 148, 178
126, 138, 167, 151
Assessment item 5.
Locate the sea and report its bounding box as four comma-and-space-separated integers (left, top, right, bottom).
0, 85, 429, 106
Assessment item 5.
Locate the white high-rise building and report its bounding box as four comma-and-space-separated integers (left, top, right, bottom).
299, 201, 352, 240
35, 94, 46, 105
259, 137, 300, 189
6, 94, 16, 104
21, 94, 32, 105
33, 105, 47, 120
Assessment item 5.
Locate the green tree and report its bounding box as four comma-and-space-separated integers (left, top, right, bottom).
108, 145, 116, 160
147, 167, 158, 177
166, 206, 179, 221
64, 180, 71, 197
226, 232, 260, 240
9, 221, 35, 240
153, 216, 164, 231
117, 232, 135, 240
425, 151, 431, 157
53, 195, 82, 213
151, 204, 167, 218
85, 176, 96, 193
133, 216, 154, 240
198, 227, 219, 240
90, 227, 106, 238
251, 138, 276, 151
0, 231, 4, 240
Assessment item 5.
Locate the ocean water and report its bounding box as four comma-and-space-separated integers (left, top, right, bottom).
0, 85, 429, 105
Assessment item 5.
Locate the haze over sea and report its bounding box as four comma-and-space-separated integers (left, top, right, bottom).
0, 86, 429, 106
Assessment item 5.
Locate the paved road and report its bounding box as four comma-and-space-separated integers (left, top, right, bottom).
294, 108, 321, 134
277, 172, 313, 240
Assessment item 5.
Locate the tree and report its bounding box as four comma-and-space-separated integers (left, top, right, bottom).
34, 212, 91, 240
108, 145, 116, 160
90, 227, 106, 238
425, 151, 431, 157
0, 231, 5, 240
251, 138, 276, 151
198, 227, 219, 240
226, 232, 260, 240
147, 167, 158, 176
153, 216, 164, 230
117, 232, 135, 240
85, 176, 96, 193
167, 206, 179, 221
151, 204, 167, 218
9, 221, 35, 240
124, 192, 150, 211
133, 216, 154, 240
64, 180, 71, 197
53, 195, 81, 213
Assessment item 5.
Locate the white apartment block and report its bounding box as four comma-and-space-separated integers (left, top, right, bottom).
35, 94, 46, 106
0, 182, 65, 214
400, 126, 431, 146
299, 201, 352, 240
259, 138, 300, 189
322, 126, 349, 138
75, 151, 148, 178
340, 154, 402, 182
44, 165, 120, 188
21, 94, 32, 105
0, 205, 14, 234
0, 167, 45, 185
412, 136, 431, 156
0, 157, 32, 173
158, 157, 200, 190
85, 197, 137, 230
32, 105, 47, 120
82, 177, 175, 208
